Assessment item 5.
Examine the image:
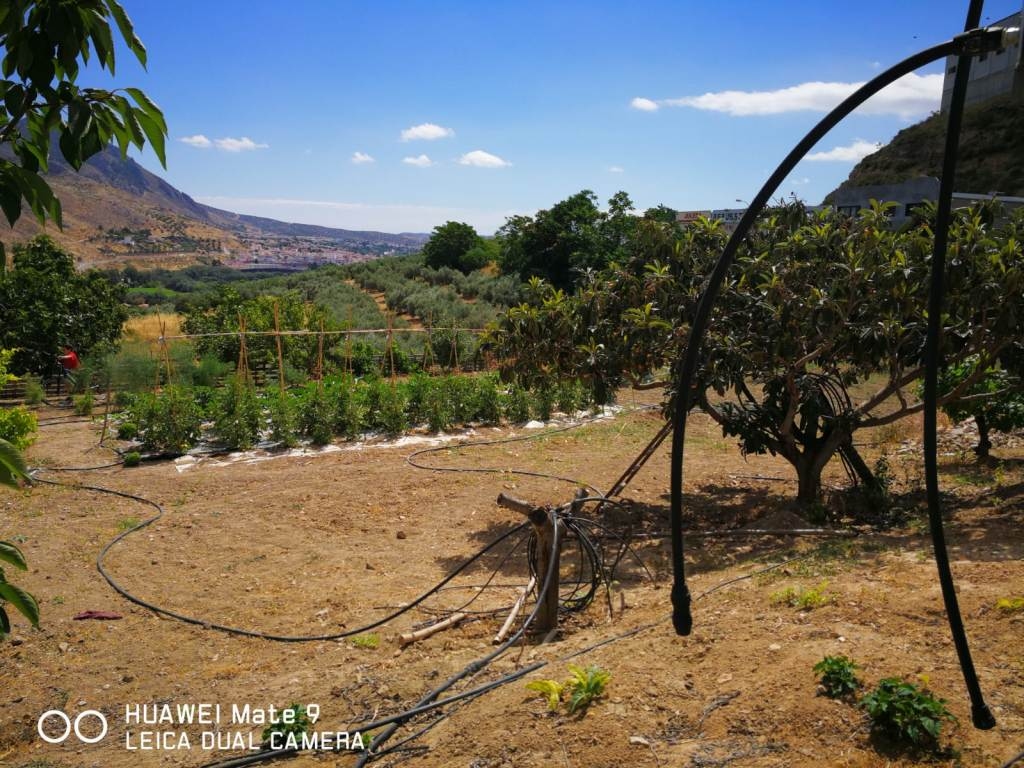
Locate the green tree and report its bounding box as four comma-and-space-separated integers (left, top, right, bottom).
935, 357, 1024, 457
0, 235, 127, 373
497, 190, 637, 289
0, 0, 167, 229
491, 202, 1024, 508
422, 221, 482, 273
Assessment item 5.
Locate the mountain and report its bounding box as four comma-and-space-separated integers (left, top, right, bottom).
4, 143, 428, 267
828, 96, 1024, 200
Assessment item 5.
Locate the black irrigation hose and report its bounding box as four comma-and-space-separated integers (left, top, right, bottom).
921, 0, 996, 731
1001, 747, 1024, 768
31, 471, 531, 643
666, 18, 1007, 730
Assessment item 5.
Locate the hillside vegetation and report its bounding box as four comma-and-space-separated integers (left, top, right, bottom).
830, 96, 1024, 198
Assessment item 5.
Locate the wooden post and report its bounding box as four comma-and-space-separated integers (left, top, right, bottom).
497, 493, 559, 635
315, 319, 325, 388
273, 301, 286, 393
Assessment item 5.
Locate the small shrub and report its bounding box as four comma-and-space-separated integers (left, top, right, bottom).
996, 597, 1024, 614
298, 385, 333, 446
132, 386, 202, 453
556, 379, 588, 415
192, 354, 232, 388
377, 384, 408, 437
330, 375, 362, 439
117, 421, 139, 440
351, 633, 380, 649
425, 380, 454, 432
122, 451, 141, 467
73, 392, 94, 416
473, 375, 503, 425
213, 375, 262, 450
860, 678, 956, 750
814, 655, 861, 699
260, 703, 312, 746
533, 385, 555, 421
503, 383, 532, 424
23, 376, 44, 405
0, 406, 37, 450
266, 391, 298, 448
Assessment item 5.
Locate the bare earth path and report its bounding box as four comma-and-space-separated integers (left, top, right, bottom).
1, 400, 1022, 768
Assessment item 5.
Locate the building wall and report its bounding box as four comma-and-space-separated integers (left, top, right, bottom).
940, 8, 1023, 111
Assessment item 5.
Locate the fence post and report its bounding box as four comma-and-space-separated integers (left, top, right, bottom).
497, 493, 559, 635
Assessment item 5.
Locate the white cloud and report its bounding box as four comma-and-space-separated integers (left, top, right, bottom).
608, 165, 624, 173
196, 195, 527, 235
458, 150, 511, 168
630, 97, 659, 112
400, 123, 455, 142
213, 136, 269, 152
351, 151, 375, 165
806, 139, 882, 162
179, 134, 212, 148
402, 154, 434, 167
637, 72, 942, 119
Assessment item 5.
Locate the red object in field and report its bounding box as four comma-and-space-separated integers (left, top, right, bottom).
57, 348, 80, 370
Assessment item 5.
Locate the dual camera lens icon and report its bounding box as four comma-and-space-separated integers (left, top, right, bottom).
37, 710, 108, 744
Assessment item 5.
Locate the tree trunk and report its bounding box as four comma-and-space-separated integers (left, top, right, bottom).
974, 413, 992, 458
795, 456, 823, 507
839, 441, 879, 490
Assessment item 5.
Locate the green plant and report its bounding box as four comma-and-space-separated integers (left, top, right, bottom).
504, 383, 532, 423
73, 392, 93, 417
117, 516, 141, 532
23, 376, 44, 406
526, 678, 564, 712
0, 538, 40, 641
996, 597, 1024, 614
298, 384, 333, 446
0, 405, 37, 450
526, 664, 610, 715
117, 421, 139, 440
260, 703, 312, 745
213, 375, 261, 450
122, 451, 141, 467
533, 384, 555, 421
351, 633, 380, 649
860, 678, 956, 750
814, 655, 861, 699
564, 664, 611, 713
770, 581, 833, 609
131, 385, 202, 453
266, 391, 298, 448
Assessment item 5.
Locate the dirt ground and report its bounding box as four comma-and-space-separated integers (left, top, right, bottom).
1, 394, 1022, 768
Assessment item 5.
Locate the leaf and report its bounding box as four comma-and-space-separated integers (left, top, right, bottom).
0, 582, 40, 627
107, 0, 147, 68
0, 438, 29, 488
525, 679, 563, 711
125, 87, 167, 133
0, 541, 28, 571
133, 110, 166, 168
0, 606, 10, 636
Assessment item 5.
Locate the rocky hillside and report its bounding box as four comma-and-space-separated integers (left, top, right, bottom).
3, 143, 427, 267
829, 96, 1024, 199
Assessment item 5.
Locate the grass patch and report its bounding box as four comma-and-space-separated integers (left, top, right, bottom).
351, 633, 380, 649
770, 580, 834, 610
116, 516, 141, 532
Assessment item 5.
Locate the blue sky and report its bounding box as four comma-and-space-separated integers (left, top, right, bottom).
93, 1, 1022, 234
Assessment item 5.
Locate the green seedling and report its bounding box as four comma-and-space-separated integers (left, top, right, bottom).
860, 678, 955, 750
813, 655, 861, 699
351, 632, 380, 649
